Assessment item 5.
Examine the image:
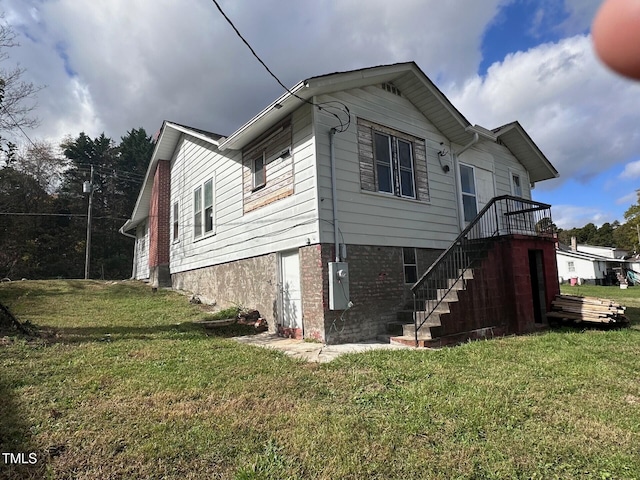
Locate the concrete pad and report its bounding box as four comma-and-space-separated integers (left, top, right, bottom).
233, 332, 410, 363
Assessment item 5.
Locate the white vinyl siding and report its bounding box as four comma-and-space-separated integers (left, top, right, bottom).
479, 142, 531, 200
315, 86, 459, 250
169, 104, 318, 274
135, 222, 149, 280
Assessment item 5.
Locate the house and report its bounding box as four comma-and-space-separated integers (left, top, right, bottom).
121, 62, 560, 346
556, 238, 627, 285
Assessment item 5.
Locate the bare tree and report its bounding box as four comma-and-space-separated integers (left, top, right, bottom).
0, 15, 42, 158
13, 140, 67, 194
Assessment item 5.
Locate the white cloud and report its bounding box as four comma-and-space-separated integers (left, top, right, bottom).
2, 0, 512, 143
619, 160, 640, 180
616, 191, 638, 206
552, 204, 615, 229
447, 35, 640, 187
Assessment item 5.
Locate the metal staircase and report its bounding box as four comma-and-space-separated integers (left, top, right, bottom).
409, 195, 554, 346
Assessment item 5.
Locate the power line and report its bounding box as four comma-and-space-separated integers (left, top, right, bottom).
1, 106, 38, 149
209, 0, 351, 132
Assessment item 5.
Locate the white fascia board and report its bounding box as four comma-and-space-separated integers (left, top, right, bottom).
164, 122, 220, 147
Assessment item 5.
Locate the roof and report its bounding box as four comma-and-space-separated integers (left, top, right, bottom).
556, 247, 624, 263
122, 62, 559, 233
121, 121, 223, 233
218, 62, 476, 151
492, 122, 559, 183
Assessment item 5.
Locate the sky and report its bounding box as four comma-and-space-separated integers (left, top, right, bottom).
2, 0, 640, 229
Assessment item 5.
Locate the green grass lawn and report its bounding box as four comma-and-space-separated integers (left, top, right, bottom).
1, 280, 640, 479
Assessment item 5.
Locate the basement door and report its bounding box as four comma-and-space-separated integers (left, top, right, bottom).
279, 249, 303, 336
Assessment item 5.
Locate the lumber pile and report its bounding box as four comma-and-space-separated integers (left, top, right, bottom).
548, 295, 629, 325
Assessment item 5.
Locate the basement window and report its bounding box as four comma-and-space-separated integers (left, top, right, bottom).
403, 248, 418, 284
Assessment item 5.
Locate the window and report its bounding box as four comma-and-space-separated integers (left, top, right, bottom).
357, 118, 428, 202
204, 179, 214, 233
512, 173, 522, 197
374, 132, 393, 193
193, 187, 202, 238
193, 178, 215, 239
568, 261, 575, 273
373, 131, 416, 198
460, 164, 478, 222
403, 248, 418, 284
173, 202, 179, 242
253, 153, 265, 189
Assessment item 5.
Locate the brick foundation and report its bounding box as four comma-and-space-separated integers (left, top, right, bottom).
298, 243, 442, 344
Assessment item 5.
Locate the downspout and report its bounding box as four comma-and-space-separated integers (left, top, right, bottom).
329, 127, 340, 262
453, 132, 479, 231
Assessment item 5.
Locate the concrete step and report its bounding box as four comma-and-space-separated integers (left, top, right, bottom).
447, 277, 468, 289
436, 288, 459, 302
402, 321, 442, 338
413, 311, 442, 325
389, 335, 435, 347
459, 269, 474, 280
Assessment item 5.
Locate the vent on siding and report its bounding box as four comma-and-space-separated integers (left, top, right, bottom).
381, 82, 401, 96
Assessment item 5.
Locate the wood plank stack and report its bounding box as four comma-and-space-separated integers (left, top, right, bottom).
548, 295, 629, 325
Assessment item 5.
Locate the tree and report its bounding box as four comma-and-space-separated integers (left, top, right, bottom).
0, 16, 41, 162
0, 166, 53, 278
12, 140, 67, 193
58, 130, 152, 279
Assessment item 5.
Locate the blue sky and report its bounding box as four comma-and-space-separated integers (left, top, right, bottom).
2, 0, 640, 229
465, 0, 640, 228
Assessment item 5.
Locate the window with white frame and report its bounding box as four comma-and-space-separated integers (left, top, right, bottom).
403, 247, 418, 284
193, 178, 215, 239
253, 153, 266, 190
568, 261, 575, 273
173, 202, 179, 242
511, 172, 523, 197
373, 131, 416, 198
459, 164, 477, 223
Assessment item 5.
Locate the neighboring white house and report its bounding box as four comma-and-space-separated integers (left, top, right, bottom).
556, 248, 613, 285
121, 62, 559, 344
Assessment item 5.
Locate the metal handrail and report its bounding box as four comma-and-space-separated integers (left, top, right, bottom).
411, 195, 552, 345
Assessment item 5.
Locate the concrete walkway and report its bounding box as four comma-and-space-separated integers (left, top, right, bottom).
233, 332, 410, 363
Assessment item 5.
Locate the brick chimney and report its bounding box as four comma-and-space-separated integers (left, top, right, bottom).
148, 159, 171, 287
571, 236, 577, 252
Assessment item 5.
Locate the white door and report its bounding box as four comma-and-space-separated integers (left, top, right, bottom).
280, 250, 302, 330
475, 167, 495, 211
460, 163, 495, 223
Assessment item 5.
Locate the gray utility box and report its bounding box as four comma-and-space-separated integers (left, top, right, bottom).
329, 262, 350, 310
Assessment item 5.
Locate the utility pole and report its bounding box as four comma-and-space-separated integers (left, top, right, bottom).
84, 165, 94, 280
